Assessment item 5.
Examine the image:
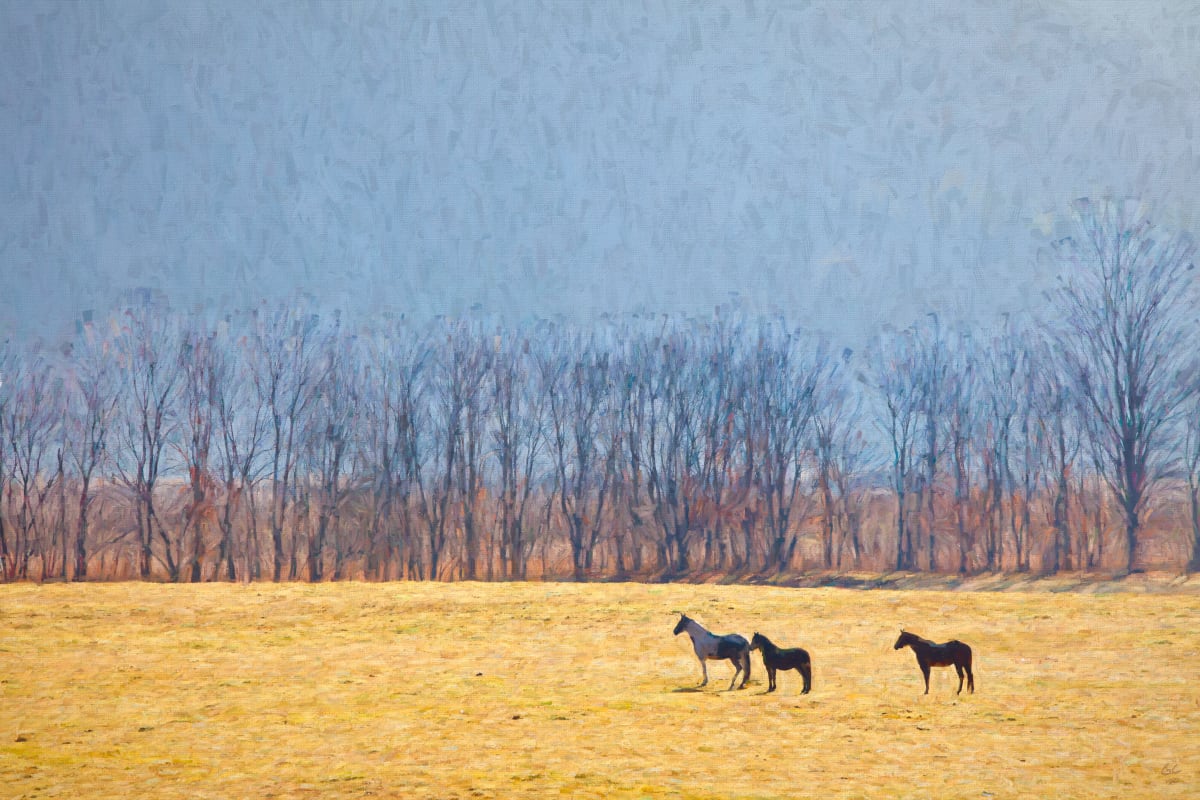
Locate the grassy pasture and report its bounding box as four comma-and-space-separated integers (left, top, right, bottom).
1, 582, 1197, 799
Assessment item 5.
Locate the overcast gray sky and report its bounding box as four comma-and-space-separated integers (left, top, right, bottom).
2, 1, 1198, 347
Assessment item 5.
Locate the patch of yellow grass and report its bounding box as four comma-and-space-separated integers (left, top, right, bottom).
1, 581, 1197, 798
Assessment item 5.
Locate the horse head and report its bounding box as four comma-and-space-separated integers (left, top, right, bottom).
673, 613, 691, 636
749, 632, 765, 651
894, 630, 912, 650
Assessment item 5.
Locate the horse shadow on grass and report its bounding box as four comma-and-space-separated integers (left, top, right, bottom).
670, 685, 751, 694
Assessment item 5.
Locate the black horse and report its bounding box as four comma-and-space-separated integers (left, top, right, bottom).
749, 632, 812, 694
893, 630, 974, 694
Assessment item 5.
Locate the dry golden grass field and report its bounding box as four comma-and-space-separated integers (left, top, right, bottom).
1, 580, 1198, 799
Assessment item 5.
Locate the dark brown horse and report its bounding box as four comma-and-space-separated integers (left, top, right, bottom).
894, 630, 974, 694
749, 632, 811, 694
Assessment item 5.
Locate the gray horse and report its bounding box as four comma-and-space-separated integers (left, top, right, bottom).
673, 613, 751, 690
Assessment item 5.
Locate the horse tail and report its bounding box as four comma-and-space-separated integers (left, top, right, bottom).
964, 644, 975, 691
743, 642, 752, 683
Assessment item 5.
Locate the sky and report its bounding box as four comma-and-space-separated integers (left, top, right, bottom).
2, 1, 1198, 348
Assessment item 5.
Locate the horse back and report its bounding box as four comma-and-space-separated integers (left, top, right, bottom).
768, 646, 810, 670
927, 639, 971, 666
715, 633, 749, 660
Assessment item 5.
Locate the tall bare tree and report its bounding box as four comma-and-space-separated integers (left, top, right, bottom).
307, 331, 361, 581
870, 329, 921, 571
0, 342, 14, 579
749, 325, 828, 571
694, 320, 745, 572
2, 356, 62, 579
1183, 383, 1200, 573
1052, 198, 1197, 573
644, 329, 699, 574
251, 306, 325, 581
814, 353, 854, 570
830, 403, 871, 570
492, 332, 545, 580
412, 322, 473, 580
544, 334, 615, 580
389, 332, 431, 579
359, 331, 394, 580
944, 332, 977, 574
66, 324, 119, 580
176, 321, 219, 582
450, 327, 492, 581
1033, 336, 1081, 573
1011, 340, 1041, 573
914, 316, 949, 571
113, 307, 182, 580
981, 326, 1024, 572
617, 332, 654, 573
211, 320, 266, 581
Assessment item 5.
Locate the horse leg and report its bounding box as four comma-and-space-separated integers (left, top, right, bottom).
739, 651, 750, 689
920, 662, 931, 694
966, 662, 975, 693
800, 664, 811, 694
955, 664, 965, 694
727, 657, 742, 691
699, 657, 709, 687
766, 665, 776, 692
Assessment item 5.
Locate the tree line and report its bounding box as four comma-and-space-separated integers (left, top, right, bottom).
2, 198, 1198, 582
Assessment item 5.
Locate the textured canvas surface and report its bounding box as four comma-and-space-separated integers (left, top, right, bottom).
3, 1, 1197, 343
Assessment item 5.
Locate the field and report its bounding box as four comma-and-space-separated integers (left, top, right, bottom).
1, 581, 1198, 799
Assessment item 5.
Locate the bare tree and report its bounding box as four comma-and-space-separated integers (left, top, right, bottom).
748, 325, 827, 571
543, 334, 615, 580
944, 332, 978, 574
0, 342, 14, 579
491, 332, 545, 580
914, 316, 949, 571
1033, 336, 1081, 573
65, 324, 119, 580
830, 401, 871, 570
390, 332, 432, 579
306, 331, 361, 581
451, 327, 492, 581
211, 319, 266, 581
869, 329, 921, 571
617, 331, 653, 574
980, 326, 1024, 572
175, 321, 219, 582
412, 322, 473, 581
1052, 198, 1197, 573
1183, 383, 1200, 572
644, 328, 699, 575
814, 352, 854, 570
251, 306, 325, 582
693, 319, 745, 572
1011, 339, 1042, 573
359, 331, 394, 580
2, 355, 63, 579
112, 307, 182, 580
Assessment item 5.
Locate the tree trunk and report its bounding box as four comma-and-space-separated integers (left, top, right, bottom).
74, 478, 91, 581
1188, 485, 1200, 573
